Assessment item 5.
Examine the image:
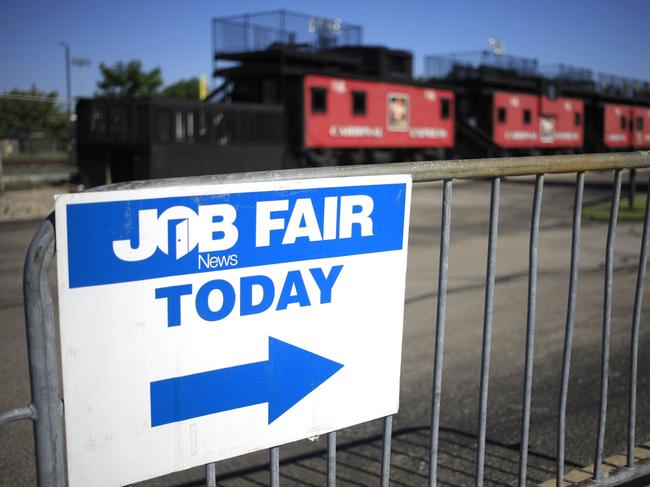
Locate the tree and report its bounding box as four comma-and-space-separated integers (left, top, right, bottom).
0, 87, 68, 138
96, 60, 163, 97
162, 77, 201, 100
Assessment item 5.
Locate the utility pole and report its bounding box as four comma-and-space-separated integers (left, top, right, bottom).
59, 41, 72, 122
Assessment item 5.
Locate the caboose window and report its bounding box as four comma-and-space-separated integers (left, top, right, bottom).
523, 109, 531, 125
311, 87, 327, 114
637, 117, 644, 131
352, 91, 366, 115
498, 107, 507, 123
575, 112, 581, 127
441, 99, 450, 119
621, 115, 627, 131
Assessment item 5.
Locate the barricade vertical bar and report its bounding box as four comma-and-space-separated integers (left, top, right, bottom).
270, 447, 280, 487
476, 177, 501, 487
206, 462, 216, 487
381, 415, 393, 487
627, 171, 650, 468
428, 179, 452, 487
557, 172, 584, 484
23, 215, 66, 487
0, 149, 4, 192
327, 431, 336, 487
594, 169, 622, 480
518, 174, 544, 487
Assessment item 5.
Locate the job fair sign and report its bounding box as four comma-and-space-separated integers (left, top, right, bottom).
55, 175, 412, 486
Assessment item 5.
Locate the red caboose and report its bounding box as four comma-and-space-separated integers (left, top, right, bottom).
214, 18, 456, 167
304, 75, 455, 158
602, 103, 650, 149
492, 91, 584, 149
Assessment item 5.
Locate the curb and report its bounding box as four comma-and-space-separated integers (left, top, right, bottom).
538, 441, 650, 486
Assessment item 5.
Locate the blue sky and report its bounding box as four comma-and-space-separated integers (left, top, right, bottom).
1, 0, 649, 100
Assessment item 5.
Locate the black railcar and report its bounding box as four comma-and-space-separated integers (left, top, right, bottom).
77, 98, 287, 187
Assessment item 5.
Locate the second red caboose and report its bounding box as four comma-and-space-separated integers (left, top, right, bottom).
491, 91, 584, 149
600, 103, 650, 149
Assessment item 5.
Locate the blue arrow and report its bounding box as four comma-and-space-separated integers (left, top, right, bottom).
150, 337, 344, 427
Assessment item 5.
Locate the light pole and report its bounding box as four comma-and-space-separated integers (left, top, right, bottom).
59, 41, 71, 122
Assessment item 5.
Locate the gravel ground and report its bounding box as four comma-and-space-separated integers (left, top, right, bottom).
0, 185, 72, 223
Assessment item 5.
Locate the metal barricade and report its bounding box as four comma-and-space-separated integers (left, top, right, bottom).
2, 151, 650, 486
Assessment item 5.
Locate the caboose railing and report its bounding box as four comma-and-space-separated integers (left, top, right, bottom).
212, 10, 363, 76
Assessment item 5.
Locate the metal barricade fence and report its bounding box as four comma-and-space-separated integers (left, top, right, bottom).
2, 151, 650, 486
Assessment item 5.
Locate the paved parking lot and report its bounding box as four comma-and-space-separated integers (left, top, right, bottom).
1, 172, 650, 486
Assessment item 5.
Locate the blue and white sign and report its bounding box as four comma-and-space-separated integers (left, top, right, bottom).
55, 175, 411, 487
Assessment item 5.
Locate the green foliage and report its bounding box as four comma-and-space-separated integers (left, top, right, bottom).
96, 60, 163, 97
583, 194, 647, 222
162, 77, 200, 100
0, 87, 68, 138
95, 59, 204, 100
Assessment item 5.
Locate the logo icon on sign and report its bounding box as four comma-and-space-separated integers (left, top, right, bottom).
112, 205, 238, 261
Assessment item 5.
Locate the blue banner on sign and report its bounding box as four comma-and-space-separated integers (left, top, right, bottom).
65, 183, 407, 288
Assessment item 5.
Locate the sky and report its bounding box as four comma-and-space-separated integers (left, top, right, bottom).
1, 0, 649, 101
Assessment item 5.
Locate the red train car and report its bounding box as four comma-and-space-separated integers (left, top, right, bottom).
492, 91, 583, 149
632, 106, 650, 148
539, 96, 584, 148
603, 103, 634, 148
603, 103, 650, 149
304, 74, 455, 151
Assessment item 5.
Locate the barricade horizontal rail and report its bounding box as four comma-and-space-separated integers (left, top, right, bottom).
2, 151, 650, 487
97, 150, 650, 190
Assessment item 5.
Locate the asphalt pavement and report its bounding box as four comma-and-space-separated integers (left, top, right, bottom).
1, 173, 650, 486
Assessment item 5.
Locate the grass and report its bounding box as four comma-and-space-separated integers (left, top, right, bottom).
583, 195, 648, 222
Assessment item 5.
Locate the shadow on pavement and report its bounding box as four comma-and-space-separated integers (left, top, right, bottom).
175, 426, 583, 486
